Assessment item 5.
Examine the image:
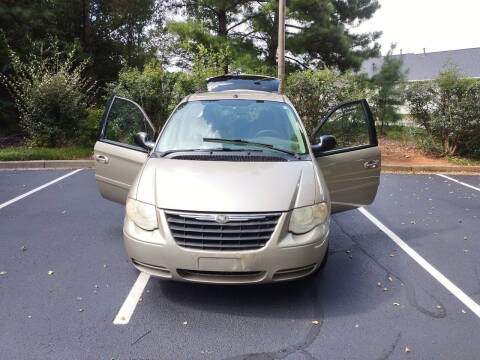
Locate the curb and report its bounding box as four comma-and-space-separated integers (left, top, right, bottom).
0, 160, 94, 169
381, 164, 480, 174
0, 160, 479, 174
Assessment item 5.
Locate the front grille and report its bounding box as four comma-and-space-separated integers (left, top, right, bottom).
165, 210, 282, 250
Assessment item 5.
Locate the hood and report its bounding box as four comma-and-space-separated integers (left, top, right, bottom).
135, 158, 322, 213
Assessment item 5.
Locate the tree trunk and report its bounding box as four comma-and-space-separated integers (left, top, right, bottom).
266, 10, 279, 67
217, 8, 229, 73
82, 0, 91, 51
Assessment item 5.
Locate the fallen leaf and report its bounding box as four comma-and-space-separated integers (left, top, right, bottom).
405, 347, 411, 353
47, 270, 54, 275
121, 316, 126, 321
393, 302, 400, 306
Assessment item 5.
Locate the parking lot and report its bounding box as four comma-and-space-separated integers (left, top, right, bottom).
0, 169, 479, 360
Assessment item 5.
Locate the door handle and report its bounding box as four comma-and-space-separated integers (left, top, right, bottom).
364, 160, 379, 169
95, 155, 109, 164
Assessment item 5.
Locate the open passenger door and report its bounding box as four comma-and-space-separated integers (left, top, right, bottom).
94, 96, 156, 204
312, 100, 381, 213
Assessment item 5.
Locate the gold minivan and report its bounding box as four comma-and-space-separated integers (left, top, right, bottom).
94, 75, 380, 284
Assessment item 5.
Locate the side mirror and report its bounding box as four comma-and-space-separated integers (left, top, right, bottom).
311, 135, 337, 156
134, 132, 155, 151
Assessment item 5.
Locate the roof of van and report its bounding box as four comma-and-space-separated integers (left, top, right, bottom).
187, 89, 286, 102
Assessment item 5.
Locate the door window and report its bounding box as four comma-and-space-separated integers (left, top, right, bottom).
313, 100, 375, 152
101, 97, 154, 148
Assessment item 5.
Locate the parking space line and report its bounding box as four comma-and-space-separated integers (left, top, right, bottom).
358, 207, 480, 318
113, 272, 150, 325
436, 174, 480, 192
0, 169, 83, 210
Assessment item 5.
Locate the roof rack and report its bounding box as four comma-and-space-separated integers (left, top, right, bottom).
206, 74, 280, 93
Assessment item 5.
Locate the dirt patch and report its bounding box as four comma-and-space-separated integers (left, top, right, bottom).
379, 138, 450, 166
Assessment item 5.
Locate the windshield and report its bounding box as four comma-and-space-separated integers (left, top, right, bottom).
155, 100, 307, 154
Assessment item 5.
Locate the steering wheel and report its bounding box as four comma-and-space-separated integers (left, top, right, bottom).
254, 129, 282, 138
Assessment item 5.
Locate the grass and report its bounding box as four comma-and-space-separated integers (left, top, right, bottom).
446, 156, 480, 166
379, 125, 425, 143
0, 146, 93, 161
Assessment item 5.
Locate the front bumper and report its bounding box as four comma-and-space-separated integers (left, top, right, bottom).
123, 210, 329, 284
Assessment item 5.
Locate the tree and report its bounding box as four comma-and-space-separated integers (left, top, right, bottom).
164, 0, 381, 73
251, 0, 381, 71
369, 45, 406, 134
164, 0, 261, 72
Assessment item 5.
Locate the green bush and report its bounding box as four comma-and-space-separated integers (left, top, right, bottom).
284, 69, 369, 135
105, 59, 180, 130
405, 67, 480, 157
0, 41, 95, 146
76, 108, 104, 147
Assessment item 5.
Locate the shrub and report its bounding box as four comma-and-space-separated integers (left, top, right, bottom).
405, 67, 480, 157
106, 45, 228, 130
0, 41, 95, 146
105, 59, 180, 130
76, 108, 104, 147
284, 69, 369, 135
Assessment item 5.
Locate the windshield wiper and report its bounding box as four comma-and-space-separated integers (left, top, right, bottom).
203, 138, 298, 157
159, 147, 260, 157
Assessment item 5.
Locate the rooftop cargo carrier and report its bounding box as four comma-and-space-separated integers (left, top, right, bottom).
206, 74, 280, 93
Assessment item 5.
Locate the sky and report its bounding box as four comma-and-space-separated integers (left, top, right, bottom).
354, 0, 480, 55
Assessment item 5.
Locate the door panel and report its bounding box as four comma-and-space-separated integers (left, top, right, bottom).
313, 100, 380, 213
315, 147, 380, 213
94, 141, 148, 204
94, 96, 155, 204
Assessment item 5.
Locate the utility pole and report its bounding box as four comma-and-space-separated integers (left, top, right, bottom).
277, 0, 286, 92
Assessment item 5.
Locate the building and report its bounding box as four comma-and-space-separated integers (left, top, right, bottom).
360, 47, 480, 81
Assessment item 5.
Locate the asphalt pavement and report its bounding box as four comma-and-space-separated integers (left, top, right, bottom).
0, 170, 479, 360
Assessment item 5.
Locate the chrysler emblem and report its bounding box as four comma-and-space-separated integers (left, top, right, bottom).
215, 214, 229, 224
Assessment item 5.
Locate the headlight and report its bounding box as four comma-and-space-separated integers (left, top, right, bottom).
289, 203, 328, 234
126, 198, 158, 231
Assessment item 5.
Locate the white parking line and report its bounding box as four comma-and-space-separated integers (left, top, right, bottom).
0, 169, 83, 210
358, 207, 480, 318
436, 174, 480, 192
113, 272, 150, 325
